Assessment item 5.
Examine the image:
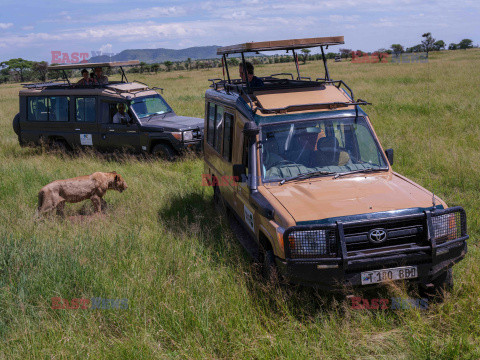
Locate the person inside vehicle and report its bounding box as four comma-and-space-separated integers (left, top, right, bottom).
239, 61, 264, 87
76, 69, 93, 85
113, 103, 131, 124
94, 67, 109, 85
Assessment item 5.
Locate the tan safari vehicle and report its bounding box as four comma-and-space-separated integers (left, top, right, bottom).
12, 61, 203, 159
203, 36, 468, 292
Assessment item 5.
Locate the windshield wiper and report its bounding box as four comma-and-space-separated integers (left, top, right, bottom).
333, 167, 388, 179
280, 170, 336, 185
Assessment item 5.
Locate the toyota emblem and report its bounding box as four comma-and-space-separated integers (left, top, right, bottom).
368, 229, 387, 244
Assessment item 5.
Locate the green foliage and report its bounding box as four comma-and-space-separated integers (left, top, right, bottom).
300, 48, 311, 64
421, 32, 436, 55
433, 40, 446, 51
0, 58, 33, 82
458, 39, 473, 50
391, 44, 404, 55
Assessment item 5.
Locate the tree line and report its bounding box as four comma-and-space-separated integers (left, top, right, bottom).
1, 33, 476, 83
338, 33, 475, 59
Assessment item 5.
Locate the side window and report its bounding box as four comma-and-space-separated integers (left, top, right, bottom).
76, 97, 96, 122
49, 96, 69, 122
28, 97, 49, 121
214, 106, 224, 153
222, 113, 234, 161
27, 97, 69, 121
207, 103, 215, 146
356, 124, 382, 165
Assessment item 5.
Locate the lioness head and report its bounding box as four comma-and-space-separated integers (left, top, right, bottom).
110, 172, 128, 193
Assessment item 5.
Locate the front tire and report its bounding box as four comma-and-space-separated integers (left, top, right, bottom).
262, 249, 279, 283
421, 268, 454, 298
152, 143, 177, 160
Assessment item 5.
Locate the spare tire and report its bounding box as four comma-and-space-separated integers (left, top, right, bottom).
12, 113, 20, 136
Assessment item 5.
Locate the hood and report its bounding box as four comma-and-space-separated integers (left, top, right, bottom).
142, 113, 203, 131
266, 172, 440, 223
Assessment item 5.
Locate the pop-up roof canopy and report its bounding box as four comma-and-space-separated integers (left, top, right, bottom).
217, 36, 344, 55
47, 60, 140, 71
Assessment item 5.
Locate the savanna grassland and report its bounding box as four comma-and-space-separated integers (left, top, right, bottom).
0, 49, 479, 359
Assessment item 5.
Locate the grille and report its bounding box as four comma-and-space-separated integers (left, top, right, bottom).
193, 129, 203, 139
343, 217, 426, 253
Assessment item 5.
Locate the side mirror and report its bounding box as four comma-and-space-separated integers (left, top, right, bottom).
233, 164, 246, 182
385, 148, 394, 165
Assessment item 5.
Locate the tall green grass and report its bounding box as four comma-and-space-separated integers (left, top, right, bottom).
0, 49, 479, 359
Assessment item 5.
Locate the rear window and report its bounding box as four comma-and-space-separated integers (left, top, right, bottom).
27, 96, 69, 122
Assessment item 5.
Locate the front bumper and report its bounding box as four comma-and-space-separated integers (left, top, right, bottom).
279, 206, 468, 288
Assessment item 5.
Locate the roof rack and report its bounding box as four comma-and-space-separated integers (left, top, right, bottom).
211, 36, 370, 120
47, 60, 140, 84
217, 36, 344, 93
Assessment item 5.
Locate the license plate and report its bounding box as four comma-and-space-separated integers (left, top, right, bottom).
361, 266, 418, 285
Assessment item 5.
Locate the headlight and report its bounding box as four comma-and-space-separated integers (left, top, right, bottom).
431, 213, 460, 243
183, 131, 193, 141
172, 131, 193, 141
288, 229, 335, 257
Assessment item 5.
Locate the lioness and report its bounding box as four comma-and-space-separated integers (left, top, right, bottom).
37, 171, 127, 216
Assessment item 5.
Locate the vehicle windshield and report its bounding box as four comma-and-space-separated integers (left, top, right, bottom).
130, 94, 172, 119
261, 117, 388, 182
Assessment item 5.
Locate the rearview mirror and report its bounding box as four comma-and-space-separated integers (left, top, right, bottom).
385, 148, 394, 165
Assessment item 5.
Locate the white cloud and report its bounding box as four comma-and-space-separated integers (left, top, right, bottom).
99, 43, 113, 53
0, 23, 13, 29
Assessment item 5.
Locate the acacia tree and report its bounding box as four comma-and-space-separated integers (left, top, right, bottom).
164, 61, 173, 72
339, 48, 352, 59
433, 40, 446, 50
300, 48, 311, 64
151, 63, 160, 74
32, 61, 48, 82
0, 58, 33, 82
421, 32, 435, 57
458, 39, 473, 50
390, 44, 404, 55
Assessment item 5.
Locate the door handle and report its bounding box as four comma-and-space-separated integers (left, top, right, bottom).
75, 128, 80, 131
109, 129, 115, 132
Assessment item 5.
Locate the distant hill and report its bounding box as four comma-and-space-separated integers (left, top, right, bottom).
89, 46, 224, 63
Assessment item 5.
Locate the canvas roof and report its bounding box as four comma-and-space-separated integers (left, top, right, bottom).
217, 36, 344, 55
47, 60, 140, 71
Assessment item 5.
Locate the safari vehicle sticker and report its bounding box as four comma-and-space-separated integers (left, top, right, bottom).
80, 134, 93, 146
244, 205, 254, 232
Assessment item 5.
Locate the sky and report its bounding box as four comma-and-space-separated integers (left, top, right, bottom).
0, 0, 478, 62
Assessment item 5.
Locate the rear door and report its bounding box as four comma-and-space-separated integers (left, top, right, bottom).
72, 96, 100, 148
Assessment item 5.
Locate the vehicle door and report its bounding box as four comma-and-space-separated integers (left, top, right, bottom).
232, 119, 257, 237
97, 99, 141, 152
71, 96, 101, 148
